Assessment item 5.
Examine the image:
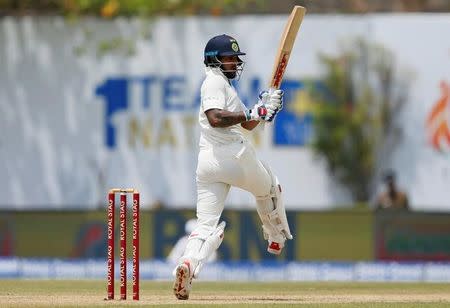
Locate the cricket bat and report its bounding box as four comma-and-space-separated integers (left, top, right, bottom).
269, 6, 306, 91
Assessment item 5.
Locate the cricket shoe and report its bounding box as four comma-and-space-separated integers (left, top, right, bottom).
267, 241, 284, 255
173, 260, 193, 300
262, 227, 286, 255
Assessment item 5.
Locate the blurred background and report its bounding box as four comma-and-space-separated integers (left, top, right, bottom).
0, 0, 449, 282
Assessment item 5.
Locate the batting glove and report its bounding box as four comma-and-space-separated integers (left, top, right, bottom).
244, 103, 270, 121
263, 89, 284, 122
266, 89, 284, 111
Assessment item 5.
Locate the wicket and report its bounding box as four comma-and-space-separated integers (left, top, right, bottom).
107, 188, 140, 301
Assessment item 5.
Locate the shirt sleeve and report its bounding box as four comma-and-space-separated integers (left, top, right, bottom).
201, 77, 226, 111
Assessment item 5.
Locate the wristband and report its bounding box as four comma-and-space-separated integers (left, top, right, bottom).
244, 109, 251, 121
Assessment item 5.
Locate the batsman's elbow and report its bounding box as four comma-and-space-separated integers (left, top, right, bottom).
205, 109, 223, 127
208, 116, 221, 128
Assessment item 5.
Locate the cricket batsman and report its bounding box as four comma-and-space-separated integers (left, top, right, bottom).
173, 34, 293, 300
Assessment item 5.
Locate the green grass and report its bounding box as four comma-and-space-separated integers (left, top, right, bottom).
0, 280, 449, 307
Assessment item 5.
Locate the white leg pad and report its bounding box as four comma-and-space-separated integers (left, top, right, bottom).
256, 199, 286, 244
197, 221, 226, 261
256, 161, 293, 254
270, 175, 293, 240
193, 221, 226, 278
177, 221, 226, 279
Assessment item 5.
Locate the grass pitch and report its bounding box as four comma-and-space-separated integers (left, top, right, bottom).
0, 280, 449, 307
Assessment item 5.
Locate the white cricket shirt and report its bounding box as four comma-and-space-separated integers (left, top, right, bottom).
199, 67, 247, 147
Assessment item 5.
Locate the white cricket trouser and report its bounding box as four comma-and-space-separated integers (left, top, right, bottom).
193, 139, 272, 239
179, 139, 275, 274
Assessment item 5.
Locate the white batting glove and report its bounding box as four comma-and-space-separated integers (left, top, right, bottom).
245, 90, 284, 122
258, 90, 270, 105
261, 89, 284, 122
266, 89, 284, 111
244, 103, 271, 121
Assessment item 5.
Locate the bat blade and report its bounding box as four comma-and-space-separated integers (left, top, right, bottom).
269, 6, 306, 90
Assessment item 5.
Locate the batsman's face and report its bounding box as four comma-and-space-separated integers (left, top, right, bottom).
219, 55, 244, 79
220, 55, 238, 70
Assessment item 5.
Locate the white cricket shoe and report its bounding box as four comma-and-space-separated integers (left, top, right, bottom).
173, 260, 192, 300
